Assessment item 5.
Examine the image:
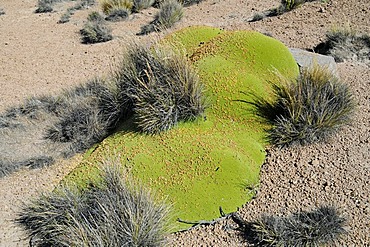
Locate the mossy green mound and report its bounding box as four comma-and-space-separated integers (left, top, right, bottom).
63, 26, 299, 231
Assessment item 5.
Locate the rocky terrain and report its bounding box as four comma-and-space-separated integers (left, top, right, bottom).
0, 0, 369, 245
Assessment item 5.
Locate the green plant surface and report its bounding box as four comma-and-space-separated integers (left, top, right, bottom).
63, 27, 299, 231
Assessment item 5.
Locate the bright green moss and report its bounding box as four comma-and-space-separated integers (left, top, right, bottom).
63, 26, 299, 231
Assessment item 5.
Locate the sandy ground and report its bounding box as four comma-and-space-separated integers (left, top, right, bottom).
0, 0, 369, 246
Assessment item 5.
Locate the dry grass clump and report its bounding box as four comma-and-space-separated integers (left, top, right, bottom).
100, 0, 133, 15
253, 65, 354, 147
59, 0, 96, 24
156, 0, 183, 29
80, 11, 113, 43
17, 163, 171, 247
133, 0, 155, 11
44, 78, 124, 155
315, 28, 370, 63
249, 206, 347, 246
114, 44, 205, 134
35, 0, 55, 13
139, 0, 183, 35
249, 0, 318, 22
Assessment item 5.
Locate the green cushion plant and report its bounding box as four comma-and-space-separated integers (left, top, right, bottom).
63, 26, 299, 230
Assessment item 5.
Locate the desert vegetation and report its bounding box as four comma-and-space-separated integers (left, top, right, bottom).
80, 11, 113, 43
139, 0, 184, 35
0, 42, 204, 177
238, 206, 347, 246
17, 162, 171, 247
61, 27, 299, 230
315, 28, 370, 63
58, 0, 96, 23
248, 0, 320, 22
252, 65, 355, 147
113, 43, 205, 133
1, 0, 369, 245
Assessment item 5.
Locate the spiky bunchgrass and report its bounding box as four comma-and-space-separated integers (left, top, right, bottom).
138, 0, 183, 35
156, 0, 183, 29
58, 11, 72, 23
114, 44, 205, 134
155, 0, 203, 7
319, 28, 370, 63
254, 65, 354, 147
44, 78, 124, 155
17, 163, 171, 247
80, 14, 112, 44
59, 0, 96, 23
248, 0, 317, 22
133, 0, 155, 11
87, 10, 105, 22
105, 7, 130, 21
250, 206, 347, 246
0, 156, 54, 178
100, 0, 134, 15
35, 0, 53, 13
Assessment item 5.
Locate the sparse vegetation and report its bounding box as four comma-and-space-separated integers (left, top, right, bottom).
17, 163, 171, 247
35, 0, 56, 13
105, 7, 130, 21
139, 0, 183, 35
133, 0, 155, 12
44, 78, 123, 155
248, 206, 347, 246
253, 65, 354, 147
59, 0, 96, 24
155, 0, 203, 7
315, 28, 370, 63
248, 0, 318, 22
80, 11, 113, 43
100, 0, 133, 15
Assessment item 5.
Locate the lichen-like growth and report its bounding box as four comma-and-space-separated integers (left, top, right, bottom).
64, 26, 299, 230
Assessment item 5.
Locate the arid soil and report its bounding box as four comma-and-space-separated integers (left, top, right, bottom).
0, 0, 369, 246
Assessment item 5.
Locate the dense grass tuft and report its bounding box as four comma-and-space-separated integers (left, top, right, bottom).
156, 0, 183, 29
17, 162, 171, 246
35, 0, 54, 13
105, 7, 130, 21
100, 0, 134, 15
248, 0, 318, 22
315, 28, 370, 63
249, 206, 347, 246
114, 44, 205, 134
139, 0, 183, 35
44, 78, 124, 155
133, 0, 155, 11
253, 65, 354, 147
80, 12, 113, 43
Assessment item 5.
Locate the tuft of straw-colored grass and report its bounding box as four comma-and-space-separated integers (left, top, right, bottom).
250, 206, 347, 246
253, 64, 355, 147
114, 43, 205, 134
17, 161, 172, 247
99, 0, 133, 15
